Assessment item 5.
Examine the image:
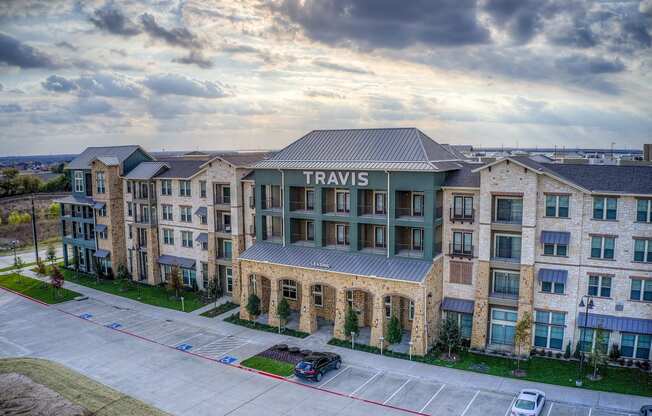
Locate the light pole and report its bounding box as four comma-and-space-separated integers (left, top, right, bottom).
379, 336, 384, 355
576, 295, 594, 387
11, 240, 18, 266
351, 331, 356, 350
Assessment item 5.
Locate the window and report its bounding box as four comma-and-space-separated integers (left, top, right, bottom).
631, 278, 652, 302
182, 268, 195, 286
127, 202, 133, 217
541, 280, 565, 294
637, 199, 652, 223
161, 204, 173, 221
138, 182, 148, 199
412, 228, 424, 251
201, 262, 208, 288
200, 181, 207, 198
181, 231, 193, 248
200, 213, 208, 225
201, 239, 208, 251
490, 308, 517, 346
374, 226, 386, 248
534, 310, 565, 350
492, 270, 520, 298
449, 261, 473, 285
452, 195, 473, 219
593, 196, 617, 220
335, 190, 350, 213
347, 290, 353, 309
494, 234, 521, 261
127, 181, 132, 194
545, 195, 569, 218
447, 311, 473, 339
306, 221, 315, 241
223, 214, 232, 232
222, 186, 231, 204
588, 275, 612, 298
336, 224, 349, 245
384, 296, 392, 318
494, 197, 522, 223
96, 172, 105, 194
97, 228, 107, 239
374, 192, 386, 215
74, 171, 84, 193
97, 205, 107, 217
138, 205, 149, 223
590, 236, 615, 259
313, 284, 323, 307
128, 225, 132, 239
225, 267, 233, 293
634, 239, 652, 263
306, 189, 315, 210
452, 231, 473, 255
163, 229, 174, 245
222, 240, 232, 259
282, 279, 297, 300
179, 180, 191, 197
160, 264, 172, 282
621, 333, 651, 360
161, 180, 172, 196
412, 193, 424, 216
408, 300, 415, 320
180, 206, 192, 222
543, 242, 567, 257
579, 328, 610, 353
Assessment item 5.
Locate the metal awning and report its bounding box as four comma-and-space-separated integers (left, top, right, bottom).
540, 231, 570, 245
158, 255, 195, 269
94, 249, 110, 258
195, 233, 208, 243
93, 202, 106, 210
195, 206, 207, 216
441, 297, 475, 314
537, 268, 568, 284
578, 312, 652, 335
95, 224, 107, 232
53, 195, 95, 206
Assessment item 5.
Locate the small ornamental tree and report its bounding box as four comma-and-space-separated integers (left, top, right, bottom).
277, 297, 290, 327
116, 264, 130, 291
167, 266, 183, 299
49, 265, 64, 298
14, 256, 24, 270
246, 293, 261, 318
574, 341, 582, 360
344, 307, 359, 339
589, 328, 608, 380
48, 203, 60, 219
439, 315, 461, 360
46, 245, 57, 266
609, 343, 621, 361
513, 311, 533, 371
386, 315, 402, 344
35, 259, 47, 276
564, 342, 572, 359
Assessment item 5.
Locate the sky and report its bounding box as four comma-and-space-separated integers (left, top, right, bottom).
0, 0, 651, 156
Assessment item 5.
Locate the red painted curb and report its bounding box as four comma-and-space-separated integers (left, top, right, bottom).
0, 287, 429, 416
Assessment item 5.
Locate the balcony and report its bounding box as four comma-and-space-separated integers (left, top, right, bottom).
289, 200, 315, 213
450, 207, 474, 223
214, 195, 231, 209
263, 233, 283, 243
396, 243, 424, 258
261, 197, 282, 211
215, 222, 232, 235
449, 243, 473, 258
247, 224, 256, 236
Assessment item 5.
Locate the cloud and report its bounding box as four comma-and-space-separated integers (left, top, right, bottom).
312, 58, 373, 75
55, 41, 77, 51
143, 74, 228, 98
0, 32, 58, 68
71, 98, 120, 117
0, 82, 3, 91
271, 0, 490, 49
554, 55, 625, 76
89, 3, 141, 36
304, 89, 345, 99
41, 73, 143, 98
42, 75, 78, 92
483, 0, 561, 44
0, 103, 22, 113
173, 50, 213, 68
140, 13, 201, 49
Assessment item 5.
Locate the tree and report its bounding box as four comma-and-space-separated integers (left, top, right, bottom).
439, 315, 461, 360
513, 311, 533, 371
573, 341, 582, 360
14, 256, 24, 270
246, 293, 261, 318
167, 266, 183, 299
8, 211, 25, 225
35, 259, 47, 276
344, 307, 359, 339
386, 315, 402, 344
15, 175, 42, 194
116, 264, 130, 291
46, 245, 57, 265
277, 298, 290, 327
609, 343, 621, 361
48, 203, 60, 219
588, 328, 608, 380
2, 168, 19, 180
49, 265, 64, 298
564, 342, 572, 359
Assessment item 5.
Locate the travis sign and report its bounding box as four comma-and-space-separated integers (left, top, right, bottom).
302, 171, 368, 187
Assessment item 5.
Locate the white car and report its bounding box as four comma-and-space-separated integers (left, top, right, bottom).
510, 389, 546, 416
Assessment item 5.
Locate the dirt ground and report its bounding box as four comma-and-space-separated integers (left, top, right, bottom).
0, 372, 89, 416
0, 193, 65, 251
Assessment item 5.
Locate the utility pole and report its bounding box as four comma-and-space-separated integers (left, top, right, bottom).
31, 195, 39, 263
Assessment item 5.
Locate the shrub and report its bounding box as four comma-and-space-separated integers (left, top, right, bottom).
344, 307, 359, 339
439, 316, 461, 359
609, 343, 621, 361
547, 350, 552, 358
555, 352, 562, 359
277, 298, 290, 325
626, 359, 633, 367
386, 315, 402, 345
246, 294, 261, 318
564, 342, 572, 359
573, 341, 582, 360
640, 361, 650, 372
35, 259, 47, 275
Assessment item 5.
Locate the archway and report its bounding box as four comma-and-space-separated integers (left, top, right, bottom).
383, 294, 416, 354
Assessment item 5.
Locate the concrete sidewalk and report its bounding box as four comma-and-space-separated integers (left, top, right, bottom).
13, 268, 651, 413
0, 244, 63, 269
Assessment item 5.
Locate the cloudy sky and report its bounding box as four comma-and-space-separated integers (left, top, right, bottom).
0, 0, 651, 155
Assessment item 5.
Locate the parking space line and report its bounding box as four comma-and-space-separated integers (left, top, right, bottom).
504, 397, 517, 416
216, 340, 249, 358
349, 371, 382, 397
546, 403, 554, 416
383, 378, 411, 404
174, 332, 206, 346
419, 384, 445, 413
460, 391, 479, 416
320, 365, 350, 387
589, 408, 592, 416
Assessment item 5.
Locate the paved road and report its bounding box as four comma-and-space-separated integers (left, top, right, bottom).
0, 244, 63, 268
0, 289, 644, 416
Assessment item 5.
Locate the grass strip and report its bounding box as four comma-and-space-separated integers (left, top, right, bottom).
240, 355, 295, 377
200, 301, 239, 318
0, 273, 80, 304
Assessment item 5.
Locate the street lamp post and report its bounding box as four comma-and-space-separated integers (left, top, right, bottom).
576, 295, 594, 387
379, 336, 384, 355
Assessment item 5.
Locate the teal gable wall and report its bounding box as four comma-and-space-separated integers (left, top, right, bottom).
123, 148, 153, 174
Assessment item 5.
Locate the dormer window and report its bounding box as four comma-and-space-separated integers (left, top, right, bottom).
74, 171, 84, 193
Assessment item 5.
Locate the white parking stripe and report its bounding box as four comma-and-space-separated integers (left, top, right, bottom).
320, 365, 350, 387
383, 378, 411, 404
460, 391, 480, 416
546, 402, 554, 416
349, 371, 382, 397
504, 397, 517, 416
217, 340, 249, 358
589, 408, 592, 416
174, 332, 206, 346
419, 384, 445, 413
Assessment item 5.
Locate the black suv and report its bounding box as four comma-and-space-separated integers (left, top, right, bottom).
294, 352, 342, 381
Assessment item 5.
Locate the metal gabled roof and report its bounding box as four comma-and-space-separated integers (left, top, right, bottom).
66, 145, 142, 171
239, 242, 432, 283
124, 162, 169, 180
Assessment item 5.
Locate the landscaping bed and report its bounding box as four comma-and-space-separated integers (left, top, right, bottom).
0, 273, 80, 304
200, 301, 239, 318
240, 355, 295, 377
328, 338, 652, 397
224, 313, 309, 338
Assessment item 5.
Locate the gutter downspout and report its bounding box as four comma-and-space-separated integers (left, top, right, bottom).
573, 193, 586, 348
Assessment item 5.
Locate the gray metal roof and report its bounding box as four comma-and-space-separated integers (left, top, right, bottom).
158, 254, 196, 269
217, 152, 271, 167
92, 201, 105, 210
540, 231, 570, 245
441, 297, 475, 314
66, 145, 141, 170
94, 249, 110, 258
195, 233, 208, 243
194, 206, 207, 216
95, 224, 107, 232
153, 159, 206, 179
443, 161, 482, 188
124, 162, 169, 180
239, 242, 432, 283
537, 268, 568, 284
95, 156, 120, 166
254, 128, 461, 171
54, 195, 95, 206
578, 312, 652, 335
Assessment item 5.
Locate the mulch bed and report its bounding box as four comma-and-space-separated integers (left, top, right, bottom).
257, 346, 308, 365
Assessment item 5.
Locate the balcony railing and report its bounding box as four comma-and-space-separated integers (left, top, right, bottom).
449, 243, 473, 258
450, 207, 474, 222
263, 234, 283, 243
290, 200, 314, 212
358, 204, 386, 216
396, 207, 424, 219
262, 198, 282, 210
396, 243, 424, 258
214, 195, 231, 205
323, 202, 350, 215
215, 223, 232, 233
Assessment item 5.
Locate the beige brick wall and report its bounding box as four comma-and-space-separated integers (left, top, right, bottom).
91, 161, 126, 272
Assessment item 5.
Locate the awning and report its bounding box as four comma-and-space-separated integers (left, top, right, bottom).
95, 224, 107, 232
158, 255, 195, 269
540, 231, 570, 245
53, 195, 94, 206
94, 249, 110, 258
441, 297, 475, 314
578, 312, 652, 335
93, 202, 106, 210
537, 268, 568, 284
195, 233, 208, 243
195, 206, 207, 216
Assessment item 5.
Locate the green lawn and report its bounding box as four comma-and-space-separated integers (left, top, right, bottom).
0, 260, 39, 273
328, 338, 652, 397
0, 273, 80, 304
240, 356, 295, 377
59, 268, 204, 312
224, 313, 309, 338
200, 301, 239, 318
